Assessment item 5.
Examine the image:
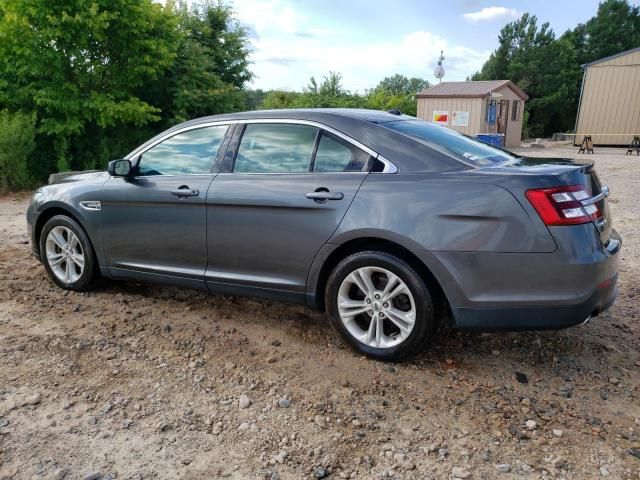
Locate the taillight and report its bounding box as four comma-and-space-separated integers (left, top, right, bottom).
526, 185, 601, 226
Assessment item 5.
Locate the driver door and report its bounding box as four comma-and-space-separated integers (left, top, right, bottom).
100, 124, 229, 289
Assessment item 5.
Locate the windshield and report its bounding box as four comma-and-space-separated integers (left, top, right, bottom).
383, 120, 517, 167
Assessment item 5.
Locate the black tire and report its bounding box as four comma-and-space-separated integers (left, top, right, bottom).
325, 251, 435, 362
39, 215, 97, 291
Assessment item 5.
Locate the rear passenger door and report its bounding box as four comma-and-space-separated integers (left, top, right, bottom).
205, 121, 373, 297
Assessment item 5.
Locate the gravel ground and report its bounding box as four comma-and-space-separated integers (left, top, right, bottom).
0, 145, 639, 480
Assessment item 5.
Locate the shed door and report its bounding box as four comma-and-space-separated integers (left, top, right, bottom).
497, 100, 509, 135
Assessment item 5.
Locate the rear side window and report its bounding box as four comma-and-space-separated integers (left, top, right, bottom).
383, 120, 516, 166
313, 131, 371, 172
234, 123, 318, 173
138, 125, 228, 176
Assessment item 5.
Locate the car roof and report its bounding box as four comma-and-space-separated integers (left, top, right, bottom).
183, 108, 414, 126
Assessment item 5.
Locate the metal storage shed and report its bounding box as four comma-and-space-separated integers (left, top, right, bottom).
574, 47, 640, 146
415, 80, 528, 148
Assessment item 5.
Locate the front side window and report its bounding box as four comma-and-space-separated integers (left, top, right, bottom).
137, 125, 228, 176
234, 123, 318, 173
383, 120, 516, 167
313, 131, 371, 172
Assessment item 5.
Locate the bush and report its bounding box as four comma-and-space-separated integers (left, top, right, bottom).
0, 111, 36, 191
522, 110, 530, 140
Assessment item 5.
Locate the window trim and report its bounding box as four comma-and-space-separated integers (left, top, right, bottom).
309, 129, 322, 172
311, 130, 373, 174
126, 118, 398, 174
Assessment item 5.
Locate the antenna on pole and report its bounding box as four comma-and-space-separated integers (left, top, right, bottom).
434, 50, 445, 83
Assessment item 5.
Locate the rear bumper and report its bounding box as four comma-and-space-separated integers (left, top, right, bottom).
451, 278, 617, 331
414, 226, 621, 331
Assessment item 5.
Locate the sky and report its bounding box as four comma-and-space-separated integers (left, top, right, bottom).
226, 0, 639, 92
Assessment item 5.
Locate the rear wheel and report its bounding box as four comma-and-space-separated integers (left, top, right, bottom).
325, 251, 435, 361
39, 215, 97, 291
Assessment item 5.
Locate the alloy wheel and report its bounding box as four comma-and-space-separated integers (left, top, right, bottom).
337, 266, 416, 349
45, 226, 85, 284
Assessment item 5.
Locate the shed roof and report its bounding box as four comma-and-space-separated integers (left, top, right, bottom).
581, 46, 640, 67
416, 80, 528, 100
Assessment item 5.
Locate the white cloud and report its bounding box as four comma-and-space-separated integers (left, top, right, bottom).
248, 30, 489, 91
232, 0, 308, 36
230, 0, 490, 90
462, 6, 519, 22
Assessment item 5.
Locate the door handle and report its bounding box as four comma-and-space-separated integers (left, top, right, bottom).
305, 190, 344, 202
171, 186, 200, 197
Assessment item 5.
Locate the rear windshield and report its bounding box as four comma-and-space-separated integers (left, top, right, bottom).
383, 120, 517, 166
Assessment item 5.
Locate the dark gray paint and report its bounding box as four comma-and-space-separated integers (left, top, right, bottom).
26, 109, 621, 331
101, 174, 216, 286
205, 172, 366, 293
331, 174, 557, 253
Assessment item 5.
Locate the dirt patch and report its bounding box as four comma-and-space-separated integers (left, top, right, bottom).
1, 146, 639, 479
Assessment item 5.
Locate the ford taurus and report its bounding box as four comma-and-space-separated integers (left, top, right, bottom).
27, 109, 621, 360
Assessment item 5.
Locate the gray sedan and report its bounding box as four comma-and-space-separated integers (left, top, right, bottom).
26, 109, 621, 360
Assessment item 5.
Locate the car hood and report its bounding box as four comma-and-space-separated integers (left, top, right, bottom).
48, 170, 108, 185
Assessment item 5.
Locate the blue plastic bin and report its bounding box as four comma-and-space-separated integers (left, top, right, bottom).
476, 133, 505, 147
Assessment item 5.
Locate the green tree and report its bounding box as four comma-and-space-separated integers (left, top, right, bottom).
565, 0, 640, 65
0, 0, 254, 186
0, 0, 180, 177
316, 72, 346, 97
475, 1, 640, 137
367, 74, 429, 115
260, 91, 303, 109
242, 89, 268, 110
299, 72, 366, 107
152, 0, 253, 124
0, 110, 36, 191
472, 14, 580, 136
258, 72, 427, 115
366, 90, 418, 116
375, 74, 429, 96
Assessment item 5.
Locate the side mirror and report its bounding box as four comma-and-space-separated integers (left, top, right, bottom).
107, 159, 132, 177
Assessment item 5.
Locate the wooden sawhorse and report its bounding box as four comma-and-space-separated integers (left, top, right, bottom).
578, 135, 594, 154
626, 135, 640, 155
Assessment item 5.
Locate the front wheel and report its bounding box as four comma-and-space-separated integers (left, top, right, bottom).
39, 215, 97, 291
325, 251, 436, 361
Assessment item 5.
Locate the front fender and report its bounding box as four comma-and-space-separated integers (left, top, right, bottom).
28, 181, 107, 265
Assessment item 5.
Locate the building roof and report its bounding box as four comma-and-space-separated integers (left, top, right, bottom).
416, 80, 528, 100
581, 46, 640, 68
